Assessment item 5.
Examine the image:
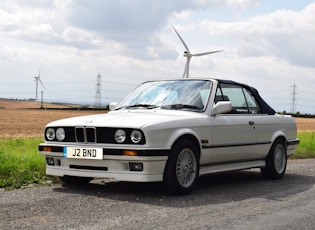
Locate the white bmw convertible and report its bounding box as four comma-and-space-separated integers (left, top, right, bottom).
39, 79, 299, 194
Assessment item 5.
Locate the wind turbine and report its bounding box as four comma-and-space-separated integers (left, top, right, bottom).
34, 68, 46, 104
172, 25, 223, 78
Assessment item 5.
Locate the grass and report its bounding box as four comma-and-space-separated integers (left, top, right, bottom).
0, 132, 314, 190
0, 138, 55, 189
291, 132, 315, 159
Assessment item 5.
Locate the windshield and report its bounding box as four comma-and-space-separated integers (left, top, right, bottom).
115, 80, 212, 111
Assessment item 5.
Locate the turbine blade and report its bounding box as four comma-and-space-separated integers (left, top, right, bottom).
39, 78, 47, 91
192, 50, 224, 57
172, 25, 191, 54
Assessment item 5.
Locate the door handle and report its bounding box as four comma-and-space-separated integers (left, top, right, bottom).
249, 121, 255, 126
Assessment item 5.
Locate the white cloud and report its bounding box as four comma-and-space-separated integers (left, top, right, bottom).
0, 0, 314, 113
200, 3, 315, 68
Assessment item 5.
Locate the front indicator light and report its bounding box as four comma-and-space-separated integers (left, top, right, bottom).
43, 147, 52, 152
124, 150, 138, 156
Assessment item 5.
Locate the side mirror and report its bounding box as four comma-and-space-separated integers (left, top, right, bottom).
212, 101, 232, 115
109, 102, 118, 111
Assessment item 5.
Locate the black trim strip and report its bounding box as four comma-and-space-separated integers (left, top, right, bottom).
70, 165, 108, 171
39, 145, 170, 156
200, 158, 265, 167
202, 141, 271, 149
287, 139, 300, 146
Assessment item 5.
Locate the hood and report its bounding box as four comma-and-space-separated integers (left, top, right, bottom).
46, 109, 205, 129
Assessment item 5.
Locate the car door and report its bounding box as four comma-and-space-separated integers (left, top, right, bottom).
208, 83, 257, 163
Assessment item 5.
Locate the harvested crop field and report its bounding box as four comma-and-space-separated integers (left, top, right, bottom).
0, 109, 105, 139
0, 108, 314, 139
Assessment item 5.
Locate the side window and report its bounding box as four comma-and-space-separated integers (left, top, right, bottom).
217, 83, 261, 114
243, 88, 261, 114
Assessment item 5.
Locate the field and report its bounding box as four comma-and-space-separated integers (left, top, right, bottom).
1, 108, 315, 139
0, 109, 105, 139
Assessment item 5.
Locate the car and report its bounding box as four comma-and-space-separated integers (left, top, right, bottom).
39, 78, 299, 195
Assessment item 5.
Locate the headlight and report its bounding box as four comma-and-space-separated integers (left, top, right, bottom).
131, 130, 142, 144
46, 128, 55, 141
115, 129, 126, 143
56, 128, 65, 141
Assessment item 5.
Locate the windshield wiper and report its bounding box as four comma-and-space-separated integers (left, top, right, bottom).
161, 104, 202, 110
116, 104, 159, 110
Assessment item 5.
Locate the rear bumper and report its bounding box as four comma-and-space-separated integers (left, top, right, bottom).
287, 138, 300, 156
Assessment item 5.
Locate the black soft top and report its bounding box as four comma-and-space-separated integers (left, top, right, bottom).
217, 79, 276, 115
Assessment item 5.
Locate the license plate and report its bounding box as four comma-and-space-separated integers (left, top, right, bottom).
64, 147, 103, 160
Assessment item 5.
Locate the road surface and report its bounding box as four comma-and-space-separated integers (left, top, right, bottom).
1, 159, 314, 229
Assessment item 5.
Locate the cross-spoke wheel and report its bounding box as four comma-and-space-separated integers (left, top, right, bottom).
164, 140, 199, 195
261, 139, 287, 179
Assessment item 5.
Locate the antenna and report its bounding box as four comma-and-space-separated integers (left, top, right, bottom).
34, 67, 46, 104
172, 25, 223, 78
94, 72, 102, 108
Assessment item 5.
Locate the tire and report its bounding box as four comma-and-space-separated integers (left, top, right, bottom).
60, 176, 93, 185
164, 140, 199, 195
261, 139, 287, 179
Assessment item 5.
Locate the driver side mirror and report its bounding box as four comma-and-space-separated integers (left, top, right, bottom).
212, 101, 232, 115
109, 102, 118, 111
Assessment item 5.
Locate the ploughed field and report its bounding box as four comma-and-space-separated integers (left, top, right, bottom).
0, 109, 314, 139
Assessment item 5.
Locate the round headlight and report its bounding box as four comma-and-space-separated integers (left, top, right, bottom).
46, 128, 55, 141
131, 130, 142, 144
115, 129, 126, 143
56, 128, 65, 141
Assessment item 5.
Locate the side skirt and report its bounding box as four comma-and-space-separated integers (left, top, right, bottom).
199, 160, 266, 176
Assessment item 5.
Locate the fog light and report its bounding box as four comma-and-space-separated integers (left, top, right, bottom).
46, 157, 55, 166
129, 162, 143, 171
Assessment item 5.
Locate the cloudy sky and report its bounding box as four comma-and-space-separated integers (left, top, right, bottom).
1, 0, 315, 113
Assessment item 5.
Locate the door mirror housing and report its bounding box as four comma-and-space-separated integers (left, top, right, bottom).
212, 101, 232, 115
109, 102, 118, 111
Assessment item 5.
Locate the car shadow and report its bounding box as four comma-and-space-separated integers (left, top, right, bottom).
53, 169, 315, 208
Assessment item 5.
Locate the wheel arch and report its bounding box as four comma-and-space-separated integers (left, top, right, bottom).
171, 134, 201, 160
270, 132, 288, 150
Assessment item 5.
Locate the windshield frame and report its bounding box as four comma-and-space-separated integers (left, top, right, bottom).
115, 79, 213, 112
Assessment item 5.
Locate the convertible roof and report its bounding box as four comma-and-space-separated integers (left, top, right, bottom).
217, 79, 276, 115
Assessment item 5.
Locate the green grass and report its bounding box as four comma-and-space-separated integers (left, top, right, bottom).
0, 138, 54, 189
0, 132, 314, 190
292, 132, 315, 159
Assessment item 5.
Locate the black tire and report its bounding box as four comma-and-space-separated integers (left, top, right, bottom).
164, 140, 199, 195
261, 139, 287, 179
60, 176, 93, 185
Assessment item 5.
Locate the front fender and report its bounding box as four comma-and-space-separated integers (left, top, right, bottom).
144, 127, 201, 151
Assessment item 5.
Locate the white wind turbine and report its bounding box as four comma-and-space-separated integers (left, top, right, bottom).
172, 25, 223, 78
34, 68, 46, 104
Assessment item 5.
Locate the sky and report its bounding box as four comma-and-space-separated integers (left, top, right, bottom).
1, 0, 315, 114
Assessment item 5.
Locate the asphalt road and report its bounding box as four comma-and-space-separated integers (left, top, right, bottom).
1, 159, 315, 230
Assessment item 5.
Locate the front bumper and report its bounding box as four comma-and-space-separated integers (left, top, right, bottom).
39, 144, 170, 182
